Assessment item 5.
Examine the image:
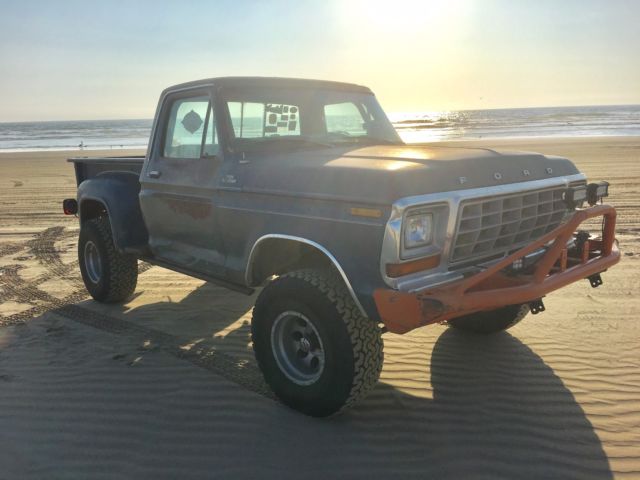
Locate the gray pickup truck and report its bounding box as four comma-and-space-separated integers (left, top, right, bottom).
64, 77, 620, 416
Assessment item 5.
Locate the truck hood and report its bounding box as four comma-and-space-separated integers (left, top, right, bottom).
238, 144, 580, 204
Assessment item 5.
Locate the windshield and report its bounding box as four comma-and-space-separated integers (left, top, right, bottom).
219, 86, 402, 151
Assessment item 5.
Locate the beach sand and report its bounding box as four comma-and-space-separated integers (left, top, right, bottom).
0, 138, 638, 478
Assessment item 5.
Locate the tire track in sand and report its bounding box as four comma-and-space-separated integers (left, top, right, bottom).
50, 302, 274, 401
1, 227, 271, 400
0, 226, 151, 325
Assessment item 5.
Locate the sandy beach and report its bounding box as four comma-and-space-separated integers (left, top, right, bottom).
0, 137, 638, 478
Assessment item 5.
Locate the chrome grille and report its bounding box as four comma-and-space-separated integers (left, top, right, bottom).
450, 186, 569, 264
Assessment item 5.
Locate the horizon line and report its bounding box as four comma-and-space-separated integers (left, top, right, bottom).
1, 102, 639, 124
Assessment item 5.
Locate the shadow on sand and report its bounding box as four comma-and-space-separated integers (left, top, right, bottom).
23, 282, 612, 479
351, 329, 613, 479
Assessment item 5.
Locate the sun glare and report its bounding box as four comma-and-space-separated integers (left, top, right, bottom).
335, 0, 474, 111
343, 0, 470, 36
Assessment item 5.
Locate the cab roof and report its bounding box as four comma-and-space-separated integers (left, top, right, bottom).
164, 76, 373, 95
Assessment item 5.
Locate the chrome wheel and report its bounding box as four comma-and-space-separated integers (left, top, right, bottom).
271, 311, 325, 385
84, 240, 102, 284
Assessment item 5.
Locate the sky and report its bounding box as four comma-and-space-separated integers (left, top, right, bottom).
0, 0, 638, 122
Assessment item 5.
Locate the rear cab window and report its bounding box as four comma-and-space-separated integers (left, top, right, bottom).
228, 101, 301, 139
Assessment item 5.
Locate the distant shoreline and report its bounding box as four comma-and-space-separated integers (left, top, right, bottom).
1, 105, 639, 151
1, 134, 640, 154
0, 145, 149, 154
2, 103, 640, 125
1, 135, 639, 157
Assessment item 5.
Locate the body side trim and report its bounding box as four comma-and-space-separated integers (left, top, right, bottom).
218, 204, 381, 227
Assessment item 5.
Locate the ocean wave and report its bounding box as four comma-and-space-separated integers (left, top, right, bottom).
1, 106, 639, 151
390, 105, 640, 142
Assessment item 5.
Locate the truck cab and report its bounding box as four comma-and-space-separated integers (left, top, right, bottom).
138, 78, 399, 288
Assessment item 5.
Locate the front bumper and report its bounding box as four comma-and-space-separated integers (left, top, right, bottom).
373, 204, 620, 334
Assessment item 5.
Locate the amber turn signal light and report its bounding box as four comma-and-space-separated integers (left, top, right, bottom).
386, 254, 441, 278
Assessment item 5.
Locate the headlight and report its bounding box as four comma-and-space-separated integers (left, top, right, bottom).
564, 185, 587, 209
586, 181, 609, 205
404, 212, 433, 249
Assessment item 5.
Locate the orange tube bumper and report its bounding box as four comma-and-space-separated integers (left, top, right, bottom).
374, 204, 620, 334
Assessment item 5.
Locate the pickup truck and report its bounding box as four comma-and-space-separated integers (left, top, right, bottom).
64, 77, 620, 417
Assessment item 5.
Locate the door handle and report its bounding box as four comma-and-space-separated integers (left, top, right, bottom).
148, 170, 162, 179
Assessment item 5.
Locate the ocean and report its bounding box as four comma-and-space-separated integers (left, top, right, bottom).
0, 119, 152, 152
1, 104, 638, 152
390, 104, 640, 143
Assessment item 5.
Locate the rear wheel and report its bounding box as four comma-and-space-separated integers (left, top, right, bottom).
251, 269, 383, 417
78, 217, 138, 303
447, 304, 529, 334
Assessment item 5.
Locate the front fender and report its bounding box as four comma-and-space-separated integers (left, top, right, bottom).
240, 221, 388, 322
77, 171, 148, 251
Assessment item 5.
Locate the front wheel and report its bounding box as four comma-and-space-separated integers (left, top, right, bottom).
447, 304, 530, 334
78, 217, 138, 303
251, 269, 383, 417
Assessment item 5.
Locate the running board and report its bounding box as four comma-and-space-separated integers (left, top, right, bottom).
139, 257, 255, 295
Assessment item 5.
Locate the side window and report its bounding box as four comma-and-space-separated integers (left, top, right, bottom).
163, 95, 218, 158
324, 102, 367, 136
228, 101, 301, 138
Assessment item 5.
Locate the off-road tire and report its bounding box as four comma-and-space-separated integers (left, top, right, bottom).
251, 269, 383, 417
447, 304, 530, 334
78, 217, 138, 303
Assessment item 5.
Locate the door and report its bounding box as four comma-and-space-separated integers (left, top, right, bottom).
139, 89, 225, 275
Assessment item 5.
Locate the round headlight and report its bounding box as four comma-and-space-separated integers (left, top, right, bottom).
404, 212, 433, 249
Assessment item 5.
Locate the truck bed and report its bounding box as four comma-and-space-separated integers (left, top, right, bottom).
68, 156, 145, 185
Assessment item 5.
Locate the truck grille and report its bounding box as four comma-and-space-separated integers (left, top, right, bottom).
450, 186, 569, 264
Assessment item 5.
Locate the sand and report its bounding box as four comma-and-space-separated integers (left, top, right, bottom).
0, 138, 638, 479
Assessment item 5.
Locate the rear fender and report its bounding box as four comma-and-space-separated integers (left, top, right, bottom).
77, 171, 148, 251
